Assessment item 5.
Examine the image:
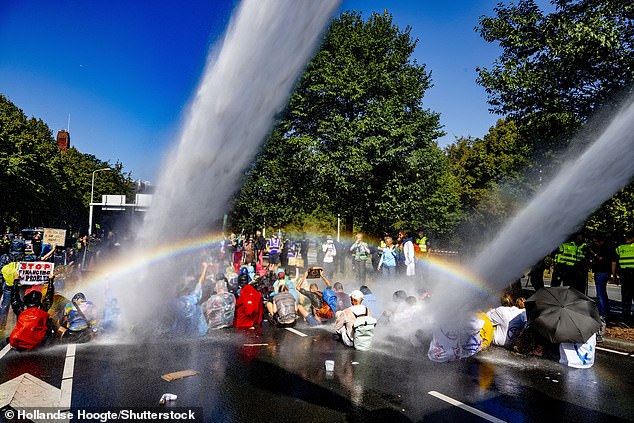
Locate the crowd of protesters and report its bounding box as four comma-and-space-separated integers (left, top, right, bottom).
0, 229, 118, 351
2, 225, 633, 365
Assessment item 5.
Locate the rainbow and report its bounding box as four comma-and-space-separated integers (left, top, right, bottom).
63, 232, 501, 302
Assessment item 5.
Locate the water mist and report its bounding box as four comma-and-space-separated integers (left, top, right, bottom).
113, 0, 341, 328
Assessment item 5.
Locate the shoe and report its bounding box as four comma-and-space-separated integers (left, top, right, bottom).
596, 334, 604, 343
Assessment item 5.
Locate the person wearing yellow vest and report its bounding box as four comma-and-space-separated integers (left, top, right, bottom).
612, 230, 634, 326
550, 232, 588, 294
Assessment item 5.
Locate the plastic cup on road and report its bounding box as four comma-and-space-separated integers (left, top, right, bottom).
325, 360, 335, 372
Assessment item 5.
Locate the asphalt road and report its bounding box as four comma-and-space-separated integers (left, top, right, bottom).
1, 320, 634, 423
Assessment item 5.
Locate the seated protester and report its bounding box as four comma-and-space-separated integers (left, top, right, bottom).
559, 334, 596, 369
272, 268, 301, 304
61, 292, 98, 343
101, 297, 121, 333
169, 263, 209, 337
296, 269, 333, 326
427, 312, 493, 362
512, 325, 559, 359
234, 282, 263, 329
265, 284, 298, 327
333, 282, 352, 312
485, 293, 527, 348
9, 276, 56, 350
377, 290, 408, 325
203, 278, 236, 330
359, 285, 381, 317
334, 289, 372, 347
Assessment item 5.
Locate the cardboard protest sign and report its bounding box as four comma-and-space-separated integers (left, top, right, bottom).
43, 228, 66, 248
18, 262, 55, 285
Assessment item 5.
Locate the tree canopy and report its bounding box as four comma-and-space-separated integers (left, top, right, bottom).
476, 0, 634, 160
230, 11, 460, 239
473, 0, 634, 239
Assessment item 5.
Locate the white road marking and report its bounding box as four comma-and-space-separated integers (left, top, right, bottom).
0, 344, 11, 359
285, 327, 308, 337
59, 344, 76, 409
428, 390, 507, 423
597, 346, 631, 356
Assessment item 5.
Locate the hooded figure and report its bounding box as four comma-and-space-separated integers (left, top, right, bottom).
9, 278, 55, 350
234, 284, 263, 328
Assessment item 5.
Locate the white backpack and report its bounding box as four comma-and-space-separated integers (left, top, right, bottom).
352, 307, 377, 351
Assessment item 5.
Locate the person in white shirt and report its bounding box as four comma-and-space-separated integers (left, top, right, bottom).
335, 290, 371, 347
486, 293, 527, 348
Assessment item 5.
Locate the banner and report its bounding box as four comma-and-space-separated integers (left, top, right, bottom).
18, 261, 55, 285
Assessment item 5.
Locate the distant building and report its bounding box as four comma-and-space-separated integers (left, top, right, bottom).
57, 130, 70, 151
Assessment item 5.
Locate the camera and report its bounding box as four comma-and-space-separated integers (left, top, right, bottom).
307, 267, 323, 279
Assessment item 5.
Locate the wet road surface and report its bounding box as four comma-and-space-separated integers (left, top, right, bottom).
1, 323, 634, 422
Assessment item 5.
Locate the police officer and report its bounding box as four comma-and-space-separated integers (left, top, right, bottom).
551, 232, 588, 294
612, 230, 634, 326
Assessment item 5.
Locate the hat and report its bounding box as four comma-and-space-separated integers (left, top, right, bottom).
326, 235, 333, 240
277, 268, 285, 275
350, 290, 364, 301
25, 285, 43, 296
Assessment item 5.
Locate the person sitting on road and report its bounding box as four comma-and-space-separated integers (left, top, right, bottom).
359, 285, 382, 318
203, 278, 236, 330
377, 289, 408, 325
61, 291, 98, 343
334, 289, 371, 347
427, 312, 493, 362
9, 275, 56, 350
296, 269, 334, 326
265, 284, 298, 327
333, 282, 352, 312
168, 262, 209, 338
486, 293, 527, 348
234, 282, 264, 329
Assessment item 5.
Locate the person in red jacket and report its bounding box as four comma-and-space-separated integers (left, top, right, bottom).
8, 275, 55, 351
234, 283, 263, 329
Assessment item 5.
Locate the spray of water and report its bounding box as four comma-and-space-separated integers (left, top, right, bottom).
91, 0, 341, 329
144, 0, 341, 239
377, 96, 634, 347
469, 98, 634, 297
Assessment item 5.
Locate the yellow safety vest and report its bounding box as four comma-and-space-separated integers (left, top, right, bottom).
616, 243, 634, 269
554, 242, 585, 266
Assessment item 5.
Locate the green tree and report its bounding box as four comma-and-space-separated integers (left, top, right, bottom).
476, 0, 634, 240
0, 94, 133, 234
476, 0, 634, 161
447, 119, 531, 238
231, 11, 460, 239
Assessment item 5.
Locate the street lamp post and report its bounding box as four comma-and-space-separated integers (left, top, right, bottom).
88, 168, 112, 236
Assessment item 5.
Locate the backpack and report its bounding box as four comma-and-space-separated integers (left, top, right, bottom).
315, 299, 333, 320
322, 288, 337, 313
352, 307, 377, 351
10, 307, 50, 350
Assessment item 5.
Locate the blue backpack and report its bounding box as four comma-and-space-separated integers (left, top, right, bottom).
322, 288, 337, 313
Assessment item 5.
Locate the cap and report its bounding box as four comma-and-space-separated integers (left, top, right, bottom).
25, 285, 43, 296
350, 290, 364, 301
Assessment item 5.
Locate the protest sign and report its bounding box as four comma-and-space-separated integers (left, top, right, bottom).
18, 261, 55, 285
43, 228, 66, 248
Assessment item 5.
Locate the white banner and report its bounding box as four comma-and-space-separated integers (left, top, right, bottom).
18, 261, 55, 285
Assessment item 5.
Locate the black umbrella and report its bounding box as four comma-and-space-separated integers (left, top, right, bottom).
525, 286, 601, 344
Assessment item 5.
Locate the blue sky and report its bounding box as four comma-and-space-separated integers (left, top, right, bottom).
0, 1, 505, 182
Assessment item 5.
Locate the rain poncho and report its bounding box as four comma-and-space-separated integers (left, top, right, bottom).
234, 284, 263, 328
